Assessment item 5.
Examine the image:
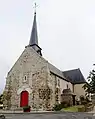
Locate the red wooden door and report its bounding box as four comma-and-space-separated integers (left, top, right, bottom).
20, 91, 29, 107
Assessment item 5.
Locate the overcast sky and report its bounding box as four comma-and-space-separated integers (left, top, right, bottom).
0, 0, 95, 93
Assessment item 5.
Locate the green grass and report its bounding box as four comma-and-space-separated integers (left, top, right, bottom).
61, 105, 84, 112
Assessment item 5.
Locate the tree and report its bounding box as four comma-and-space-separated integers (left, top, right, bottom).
0, 94, 3, 104
83, 66, 95, 94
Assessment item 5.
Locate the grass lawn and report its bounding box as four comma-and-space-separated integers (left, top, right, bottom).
61, 105, 84, 112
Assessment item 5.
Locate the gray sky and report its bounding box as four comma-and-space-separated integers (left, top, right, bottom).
0, 0, 95, 93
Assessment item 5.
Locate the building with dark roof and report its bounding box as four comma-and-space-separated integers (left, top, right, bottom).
3, 10, 86, 111
63, 68, 86, 84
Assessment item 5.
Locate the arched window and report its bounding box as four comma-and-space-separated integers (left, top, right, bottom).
67, 84, 68, 89
23, 75, 27, 82
25, 76, 27, 81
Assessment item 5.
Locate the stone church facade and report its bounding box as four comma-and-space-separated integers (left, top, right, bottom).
3, 11, 86, 111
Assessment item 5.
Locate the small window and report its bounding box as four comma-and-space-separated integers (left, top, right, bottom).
25, 76, 27, 80
23, 75, 27, 82
67, 84, 68, 89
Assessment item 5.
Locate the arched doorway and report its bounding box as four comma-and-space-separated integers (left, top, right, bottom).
20, 91, 29, 107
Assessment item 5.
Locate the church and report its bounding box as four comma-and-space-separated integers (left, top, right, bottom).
3, 10, 86, 111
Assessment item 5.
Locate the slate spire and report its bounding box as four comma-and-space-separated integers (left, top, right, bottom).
28, 6, 42, 56
29, 11, 38, 46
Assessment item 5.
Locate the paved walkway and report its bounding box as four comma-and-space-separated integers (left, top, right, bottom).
0, 107, 95, 114
1, 113, 94, 119
0, 110, 55, 114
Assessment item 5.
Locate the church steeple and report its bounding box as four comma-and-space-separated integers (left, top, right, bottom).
27, 4, 42, 56
29, 12, 38, 46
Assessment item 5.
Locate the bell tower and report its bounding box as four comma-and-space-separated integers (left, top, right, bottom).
27, 3, 42, 56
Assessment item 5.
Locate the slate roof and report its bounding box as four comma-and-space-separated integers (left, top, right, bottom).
29, 12, 38, 47
48, 63, 69, 82
27, 10, 86, 85
63, 68, 86, 84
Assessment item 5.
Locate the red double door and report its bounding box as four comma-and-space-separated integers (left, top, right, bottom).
20, 91, 29, 107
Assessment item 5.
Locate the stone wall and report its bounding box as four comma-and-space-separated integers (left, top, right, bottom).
3, 47, 51, 110
3, 46, 73, 111
49, 73, 73, 107
48, 73, 61, 108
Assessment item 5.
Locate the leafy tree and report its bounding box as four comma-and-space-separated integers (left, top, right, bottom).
83, 66, 95, 94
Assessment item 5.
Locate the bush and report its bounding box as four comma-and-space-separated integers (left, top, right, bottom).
80, 95, 93, 106
52, 104, 63, 111
87, 102, 93, 106
23, 105, 31, 112
80, 95, 85, 102
81, 100, 88, 105
61, 101, 70, 108
80, 95, 89, 105
53, 101, 70, 111
78, 106, 85, 112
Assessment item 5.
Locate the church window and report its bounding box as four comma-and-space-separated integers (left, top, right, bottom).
23, 75, 27, 82
25, 76, 27, 80
67, 84, 68, 89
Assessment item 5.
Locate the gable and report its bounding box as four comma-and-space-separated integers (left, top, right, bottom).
48, 63, 69, 82
63, 68, 86, 84
7, 47, 48, 77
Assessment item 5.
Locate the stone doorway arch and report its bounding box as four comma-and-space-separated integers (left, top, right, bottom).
20, 91, 29, 107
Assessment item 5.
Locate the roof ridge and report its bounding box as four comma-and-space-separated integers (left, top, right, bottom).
63, 68, 80, 72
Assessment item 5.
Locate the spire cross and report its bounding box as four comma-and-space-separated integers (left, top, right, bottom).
34, 3, 38, 13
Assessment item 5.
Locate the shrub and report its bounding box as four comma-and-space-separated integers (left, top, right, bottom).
80, 95, 85, 102
53, 101, 71, 111
52, 104, 63, 111
61, 101, 70, 108
87, 102, 93, 106
78, 106, 85, 112
23, 105, 31, 112
85, 104, 94, 112
80, 95, 88, 105
81, 100, 88, 105
80, 95, 93, 106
